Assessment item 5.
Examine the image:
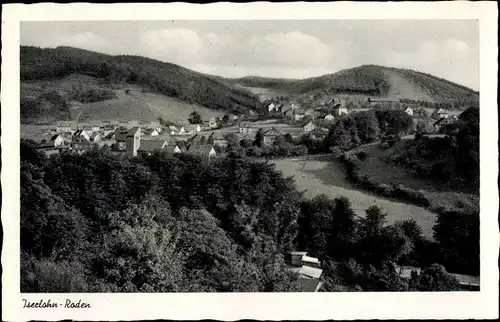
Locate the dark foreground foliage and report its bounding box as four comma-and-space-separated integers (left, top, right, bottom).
20, 141, 474, 292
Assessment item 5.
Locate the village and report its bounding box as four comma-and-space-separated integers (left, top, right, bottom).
25, 96, 459, 159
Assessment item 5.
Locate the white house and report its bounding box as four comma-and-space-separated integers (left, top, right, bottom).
404, 107, 414, 116
332, 104, 348, 116
294, 113, 306, 121
323, 113, 335, 121
208, 117, 218, 129
50, 134, 67, 147
168, 126, 179, 135
73, 129, 92, 142
301, 121, 316, 133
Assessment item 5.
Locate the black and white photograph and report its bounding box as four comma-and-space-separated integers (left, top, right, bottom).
2, 2, 498, 321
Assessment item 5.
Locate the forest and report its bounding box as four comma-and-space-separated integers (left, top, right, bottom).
20, 46, 258, 121
21, 136, 477, 292
390, 107, 479, 189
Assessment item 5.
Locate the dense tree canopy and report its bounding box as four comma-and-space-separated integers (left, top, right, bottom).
20, 140, 475, 292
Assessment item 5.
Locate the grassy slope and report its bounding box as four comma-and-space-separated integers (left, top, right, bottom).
272, 157, 438, 239
348, 140, 479, 213
230, 65, 479, 103
22, 74, 226, 123
20, 46, 258, 123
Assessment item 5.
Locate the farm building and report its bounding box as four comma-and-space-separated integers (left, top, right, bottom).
70, 137, 92, 154
332, 103, 348, 116
403, 106, 414, 116
432, 108, 449, 119
168, 126, 179, 135
285, 251, 323, 292
238, 122, 259, 135
208, 117, 218, 129
301, 121, 316, 133
137, 139, 169, 156
73, 129, 92, 142
208, 132, 229, 148
322, 113, 335, 121
186, 145, 217, 160
50, 134, 69, 147
90, 132, 102, 143
143, 128, 161, 137
262, 128, 283, 145
184, 124, 202, 133
113, 127, 141, 156
294, 113, 306, 121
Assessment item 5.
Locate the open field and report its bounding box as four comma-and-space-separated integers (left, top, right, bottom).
347, 140, 479, 213
234, 84, 290, 100
21, 74, 227, 123
271, 157, 438, 239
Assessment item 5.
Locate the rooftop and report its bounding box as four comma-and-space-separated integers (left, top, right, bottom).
138, 140, 167, 152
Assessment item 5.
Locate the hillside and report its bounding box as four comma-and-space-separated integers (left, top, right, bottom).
20, 46, 258, 123
230, 65, 479, 104
21, 74, 226, 123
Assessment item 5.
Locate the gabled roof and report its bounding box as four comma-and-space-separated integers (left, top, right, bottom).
187, 144, 216, 156
168, 125, 179, 131
300, 120, 315, 128
138, 140, 167, 152
298, 277, 323, 292
163, 144, 181, 154
127, 127, 141, 137
209, 131, 226, 141
143, 128, 155, 135
90, 132, 101, 139
434, 117, 447, 126
50, 134, 63, 141
263, 128, 282, 136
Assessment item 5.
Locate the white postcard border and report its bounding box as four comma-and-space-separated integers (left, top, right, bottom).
2, 2, 498, 321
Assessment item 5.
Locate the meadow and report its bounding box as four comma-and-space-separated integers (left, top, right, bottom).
271, 157, 438, 239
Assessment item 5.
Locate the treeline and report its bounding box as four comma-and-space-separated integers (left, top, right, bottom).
20, 86, 117, 122
390, 107, 479, 189
296, 65, 391, 96
399, 98, 478, 111
20, 46, 258, 115
322, 108, 413, 152
21, 140, 474, 292
21, 91, 72, 123
208, 108, 413, 159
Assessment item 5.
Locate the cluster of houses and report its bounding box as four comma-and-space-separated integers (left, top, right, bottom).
34, 119, 223, 158
33, 95, 460, 157
263, 97, 348, 121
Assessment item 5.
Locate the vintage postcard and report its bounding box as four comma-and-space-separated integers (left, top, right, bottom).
2, 2, 498, 321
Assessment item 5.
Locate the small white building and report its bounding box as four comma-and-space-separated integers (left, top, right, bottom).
50, 134, 67, 147
404, 107, 414, 116
208, 117, 218, 129
168, 126, 179, 135
285, 251, 323, 292
323, 113, 335, 121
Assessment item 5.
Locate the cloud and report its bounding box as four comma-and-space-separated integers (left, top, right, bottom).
386, 38, 478, 89
20, 21, 479, 90
21, 30, 109, 52
138, 28, 203, 65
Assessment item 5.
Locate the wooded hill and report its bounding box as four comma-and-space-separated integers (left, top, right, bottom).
230, 65, 479, 103
20, 46, 258, 122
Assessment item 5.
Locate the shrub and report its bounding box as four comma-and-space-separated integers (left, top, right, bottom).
356, 151, 368, 161
380, 142, 390, 150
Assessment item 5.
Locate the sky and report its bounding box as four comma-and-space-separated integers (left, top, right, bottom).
20, 20, 479, 90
